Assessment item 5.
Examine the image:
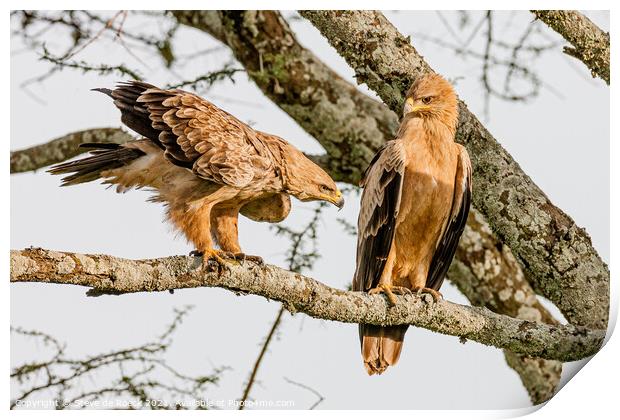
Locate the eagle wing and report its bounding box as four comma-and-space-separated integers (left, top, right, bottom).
99, 81, 274, 189
426, 145, 472, 290
353, 141, 407, 292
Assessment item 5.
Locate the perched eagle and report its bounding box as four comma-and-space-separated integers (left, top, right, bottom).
353, 74, 472, 375
50, 81, 344, 263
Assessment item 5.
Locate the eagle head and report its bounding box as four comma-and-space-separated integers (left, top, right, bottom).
402, 73, 458, 134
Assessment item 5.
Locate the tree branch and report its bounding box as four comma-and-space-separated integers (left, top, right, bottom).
299, 10, 609, 331
532, 10, 609, 84
10, 248, 604, 363
11, 128, 132, 174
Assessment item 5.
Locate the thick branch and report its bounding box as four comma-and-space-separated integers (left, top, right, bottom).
299, 10, 609, 331
10, 248, 604, 362
532, 10, 609, 84
11, 128, 132, 174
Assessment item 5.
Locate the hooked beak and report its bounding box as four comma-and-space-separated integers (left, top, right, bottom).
331, 190, 345, 210
404, 97, 431, 115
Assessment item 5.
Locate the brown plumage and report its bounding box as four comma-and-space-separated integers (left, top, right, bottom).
50, 81, 344, 262
353, 74, 472, 375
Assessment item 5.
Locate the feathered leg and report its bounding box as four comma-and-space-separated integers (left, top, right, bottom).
211, 205, 264, 264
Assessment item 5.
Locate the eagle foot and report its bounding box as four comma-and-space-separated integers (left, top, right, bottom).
231, 253, 264, 265
411, 287, 443, 303
368, 284, 410, 306
198, 249, 230, 274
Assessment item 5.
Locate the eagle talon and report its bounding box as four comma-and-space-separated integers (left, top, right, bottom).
232, 253, 264, 265
412, 287, 443, 302
189, 250, 203, 257
200, 249, 230, 274
390, 286, 413, 295
368, 284, 405, 306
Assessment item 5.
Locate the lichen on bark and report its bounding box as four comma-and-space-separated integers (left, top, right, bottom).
532, 10, 609, 84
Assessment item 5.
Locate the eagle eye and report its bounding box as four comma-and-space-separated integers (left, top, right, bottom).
421, 96, 432, 104
319, 184, 330, 193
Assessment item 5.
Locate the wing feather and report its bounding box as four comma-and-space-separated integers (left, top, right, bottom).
353, 141, 406, 292
102, 81, 274, 189
426, 145, 472, 290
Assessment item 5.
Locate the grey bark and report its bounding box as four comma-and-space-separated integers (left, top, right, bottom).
172, 10, 564, 402
11, 128, 132, 174
10, 248, 604, 363
448, 210, 563, 403
532, 10, 610, 84
299, 10, 609, 332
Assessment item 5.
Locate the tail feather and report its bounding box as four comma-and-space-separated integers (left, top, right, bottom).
48, 143, 144, 186
360, 324, 408, 375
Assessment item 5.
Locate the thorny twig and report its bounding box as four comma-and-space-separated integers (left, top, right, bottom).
11, 11, 201, 91
40, 45, 143, 80
238, 204, 327, 409
11, 307, 225, 410
165, 67, 245, 91
411, 10, 562, 119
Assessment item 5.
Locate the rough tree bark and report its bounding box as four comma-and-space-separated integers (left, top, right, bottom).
11, 128, 132, 174
171, 10, 563, 402
10, 248, 604, 363
299, 10, 609, 332
532, 10, 610, 84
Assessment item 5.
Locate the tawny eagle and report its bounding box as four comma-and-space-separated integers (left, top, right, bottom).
353, 74, 472, 375
50, 81, 344, 263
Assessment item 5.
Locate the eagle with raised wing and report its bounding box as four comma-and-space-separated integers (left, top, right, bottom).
50, 81, 344, 263
353, 74, 472, 375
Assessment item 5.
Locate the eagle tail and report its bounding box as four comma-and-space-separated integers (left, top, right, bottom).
359, 324, 408, 375
48, 143, 144, 187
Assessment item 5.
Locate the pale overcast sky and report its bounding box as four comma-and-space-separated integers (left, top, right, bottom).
10, 11, 609, 409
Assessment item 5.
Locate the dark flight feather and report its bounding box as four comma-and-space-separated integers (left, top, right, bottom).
48, 143, 144, 186
353, 141, 406, 293
426, 154, 472, 290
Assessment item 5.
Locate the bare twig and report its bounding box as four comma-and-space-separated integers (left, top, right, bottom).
238, 307, 285, 410
284, 377, 324, 410
11, 307, 225, 410
165, 67, 244, 91
239, 204, 325, 409
59, 11, 124, 61
40, 45, 143, 80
